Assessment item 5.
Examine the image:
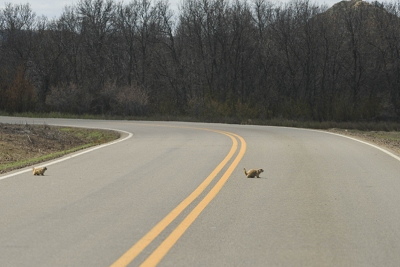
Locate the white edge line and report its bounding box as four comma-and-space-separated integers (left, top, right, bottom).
270, 125, 400, 162
257, 124, 400, 163
0, 125, 133, 181
310, 128, 400, 162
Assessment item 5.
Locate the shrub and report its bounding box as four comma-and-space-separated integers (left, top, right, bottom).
100, 82, 149, 116
46, 83, 93, 114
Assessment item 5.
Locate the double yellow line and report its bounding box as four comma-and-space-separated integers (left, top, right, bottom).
110, 127, 246, 267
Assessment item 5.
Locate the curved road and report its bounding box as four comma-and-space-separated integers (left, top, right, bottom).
1, 117, 400, 266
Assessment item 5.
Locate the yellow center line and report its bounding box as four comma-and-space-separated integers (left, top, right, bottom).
110, 127, 240, 267
139, 132, 246, 267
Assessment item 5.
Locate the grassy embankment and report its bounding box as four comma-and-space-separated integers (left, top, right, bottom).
0, 122, 120, 174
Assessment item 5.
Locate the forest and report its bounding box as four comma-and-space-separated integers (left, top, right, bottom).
1, 0, 400, 122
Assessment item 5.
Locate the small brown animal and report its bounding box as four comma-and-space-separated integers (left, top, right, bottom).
32, 167, 47, 176
244, 168, 263, 178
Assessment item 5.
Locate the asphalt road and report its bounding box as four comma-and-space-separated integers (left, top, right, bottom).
1, 117, 400, 267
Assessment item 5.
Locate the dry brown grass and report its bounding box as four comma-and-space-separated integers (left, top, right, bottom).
0, 123, 119, 174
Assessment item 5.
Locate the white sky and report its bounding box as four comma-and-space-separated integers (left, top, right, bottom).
0, 0, 343, 19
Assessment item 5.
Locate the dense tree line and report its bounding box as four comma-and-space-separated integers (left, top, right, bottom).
1, 0, 400, 121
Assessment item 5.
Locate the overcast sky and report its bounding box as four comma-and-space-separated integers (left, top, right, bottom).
0, 0, 344, 19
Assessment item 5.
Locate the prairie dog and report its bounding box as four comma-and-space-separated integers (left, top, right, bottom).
244, 168, 263, 178
32, 167, 47, 176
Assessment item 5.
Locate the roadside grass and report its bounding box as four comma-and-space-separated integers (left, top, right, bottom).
0, 123, 120, 174
58, 127, 118, 144
0, 144, 93, 173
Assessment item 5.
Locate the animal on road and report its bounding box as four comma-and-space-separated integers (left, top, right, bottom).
32, 167, 47, 176
244, 168, 263, 178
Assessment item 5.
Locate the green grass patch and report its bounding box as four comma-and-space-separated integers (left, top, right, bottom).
0, 144, 93, 173
0, 123, 120, 174
59, 127, 119, 144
